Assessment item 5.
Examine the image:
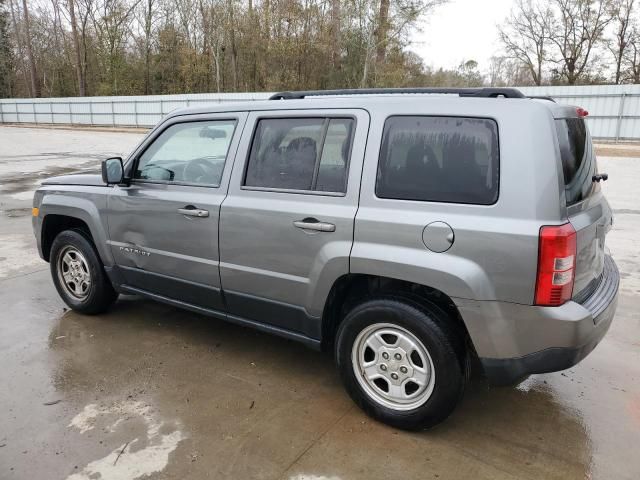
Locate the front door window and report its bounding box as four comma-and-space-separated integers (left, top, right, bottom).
135, 120, 237, 187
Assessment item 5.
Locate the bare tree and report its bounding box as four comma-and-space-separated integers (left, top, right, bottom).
608, 0, 635, 83
626, 25, 640, 82
499, 0, 552, 85
91, 0, 140, 94
8, 0, 29, 91
1, 0, 467, 97
225, 0, 237, 90
67, 0, 86, 95
137, 0, 156, 94
375, 0, 389, 63
488, 56, 508, 86
21, 0, 40, 96
330, 0, 341, 70
362, 0, 447, 86
549, 0, 613, 85
0, 0, 14, 97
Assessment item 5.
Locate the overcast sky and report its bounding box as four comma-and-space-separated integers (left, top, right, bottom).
410, 0, 515, 72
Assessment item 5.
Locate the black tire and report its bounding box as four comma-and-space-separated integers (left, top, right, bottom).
50, 229, 118, 314
335, 297, 466, 430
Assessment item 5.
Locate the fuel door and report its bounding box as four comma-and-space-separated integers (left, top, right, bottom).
422, 221, 454, 253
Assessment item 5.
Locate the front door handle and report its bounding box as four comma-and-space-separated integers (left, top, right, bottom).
178, 206, 209, 217
293, 218, 336, 232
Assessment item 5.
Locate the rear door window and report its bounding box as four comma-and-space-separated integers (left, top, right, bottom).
244, 117, 354, 193
376, 116, 499, 205
555, 118, 597, 206
316, 119, 354, 192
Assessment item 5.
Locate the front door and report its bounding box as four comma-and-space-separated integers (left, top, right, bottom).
107, 113, 247, 311
219, 109, 369, 340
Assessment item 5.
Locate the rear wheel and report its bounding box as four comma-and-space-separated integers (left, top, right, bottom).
50, 229, 118, 314
336, 298, 465, 430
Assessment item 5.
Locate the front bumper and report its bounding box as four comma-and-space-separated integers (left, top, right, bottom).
456, 255, 619, 386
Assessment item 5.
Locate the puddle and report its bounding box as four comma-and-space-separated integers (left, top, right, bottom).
9, 190, 36, 201
0, 161, 99, 195
0, 233, 43, 278
67, 400, 185, 480
3, 207, 32, 217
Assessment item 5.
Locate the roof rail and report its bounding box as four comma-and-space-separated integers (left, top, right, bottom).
269, 87, 526, 100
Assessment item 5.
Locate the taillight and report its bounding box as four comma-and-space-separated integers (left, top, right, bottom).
535, 223, 577, 306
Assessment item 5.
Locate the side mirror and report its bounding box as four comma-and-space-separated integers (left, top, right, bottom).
101, 157, 124, 185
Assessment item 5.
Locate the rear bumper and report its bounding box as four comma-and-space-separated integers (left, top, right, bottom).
456, 255, 619, 386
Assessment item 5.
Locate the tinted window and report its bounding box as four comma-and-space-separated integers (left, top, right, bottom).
135, 120, 236, 186
555, 118, 597, 206
316, 119, 354, 192
376, 116, 499, 205
245, 117, 354, 193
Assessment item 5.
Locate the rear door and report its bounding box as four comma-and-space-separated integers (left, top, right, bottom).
556, 116, 613, 302
219, 109, 369, 340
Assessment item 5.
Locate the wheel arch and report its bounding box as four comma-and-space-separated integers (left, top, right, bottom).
41, 214, 94, 262
39, 195, 112, 265
320, 274, 476, 361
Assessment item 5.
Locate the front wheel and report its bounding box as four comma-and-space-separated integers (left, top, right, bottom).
335, 298, 466, 430
50, 229, 118, 314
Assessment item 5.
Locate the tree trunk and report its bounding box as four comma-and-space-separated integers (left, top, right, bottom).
615, 52, 623, 84
67, 0, 85, 96
198, 0, 210, 91
361, 30, 374, 88
228, 0, 238, 91
8, 0, 30, 94
331, 0, 341, 71
144, 0, 154, 95
214, 41, 221, 93
375, 0, 389, 64
566, 57, 576, 85
21, 0, 39, 97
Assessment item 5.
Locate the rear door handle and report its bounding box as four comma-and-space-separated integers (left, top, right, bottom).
178, 206, 209, 217
293, 218, 336, 232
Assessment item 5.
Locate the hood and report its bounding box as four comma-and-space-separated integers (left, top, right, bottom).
41, 173, 106, 187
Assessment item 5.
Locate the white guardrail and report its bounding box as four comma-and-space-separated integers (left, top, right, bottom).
1, 85, 639, 141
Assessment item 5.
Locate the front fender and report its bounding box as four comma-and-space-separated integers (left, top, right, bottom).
39, 192, 113, 266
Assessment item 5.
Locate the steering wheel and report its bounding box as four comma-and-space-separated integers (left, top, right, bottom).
183, 157, 219, 183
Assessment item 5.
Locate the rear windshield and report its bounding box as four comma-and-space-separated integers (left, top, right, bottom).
555, 118, 597, 206
376, 116, 499, 205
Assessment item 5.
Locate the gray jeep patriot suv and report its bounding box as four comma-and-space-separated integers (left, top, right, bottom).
32, 88, 619, 430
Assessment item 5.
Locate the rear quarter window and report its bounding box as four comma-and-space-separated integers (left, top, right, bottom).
376, 116, 500, 205
555, 118, 598, 206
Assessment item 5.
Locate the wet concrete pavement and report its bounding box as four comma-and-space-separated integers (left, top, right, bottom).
1, 126, 639, 479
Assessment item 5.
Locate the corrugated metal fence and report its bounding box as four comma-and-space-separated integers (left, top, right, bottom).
518, 85, 640, 141
1, 85, 639, 141
0, 92, 269, 129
